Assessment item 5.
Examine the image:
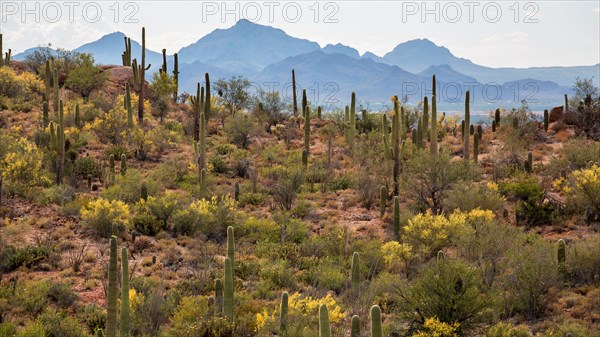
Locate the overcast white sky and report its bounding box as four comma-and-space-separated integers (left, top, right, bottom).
1, 1, 599, 68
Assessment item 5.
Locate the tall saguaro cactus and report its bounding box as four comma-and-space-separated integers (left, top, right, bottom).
215, 279, 223, 316
122, 36, 131, 66
224, 257, 234, 320
227, 226, 235, 266
204, 73, 211, 120
138, 27, 147, 124
371, 305, 382, 337
463, 90, 471, 162
172, 53, 179, 101
422, 96, 429, 139
543, 109, 549, 132
380, 186, 386, 218
106, 237, 118, 337
292, 69, 298, 115
53, 68, 59, 112
304, 106, 311, 155
351, 252, 360, 287
430, 94, 438, 157
50, 101, 66, 185
120, 248, 130, 337
319, 304, 331, 337
473, 132, 479, 164
392, 98, 401, 196
349, 92, 357, 151
280, 292, 289, 335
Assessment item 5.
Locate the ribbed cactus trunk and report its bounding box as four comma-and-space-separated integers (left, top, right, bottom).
74, 104, 80, 128
380, 186, 386, 218
392, 100, 401, 196
430, 95, 438, 157
126, 83, 133, 129
42, 101, 49, 128
292, 69, 298, 115
161, 49, 167, 73
544, 109, 549, 132
344, 106, 350, 144
558, 239, 566, 282
304, 106, 310, 155
349, 92, 356, 151
106, 237, 118, 337
233, 182, 240, 201
473, 132, 479, 164
120, 248, 130, 337
423, 96, 429, 139
317, 106, 322, 119
44, 61, 51, 101
53, 68, 59, 113
564, 94, 569, 114
351, 252, 360, 287
318, 304, 330, 337
351, 315, 360, 337
416, 118, 423, 149
280, 292, 289, 335
223, 257, 234, 320
495, 108, 501, 125
371, 305, 382, 337
120, 154, 127, 176
393, 196, 400, 241
463, 91, 470, 162
204, 73, 211, 120
215, 278, 223, 317
200, 169, 207, 198
227, 226, 235, 266
138, 27, 146, 125
172, 53, 179, 101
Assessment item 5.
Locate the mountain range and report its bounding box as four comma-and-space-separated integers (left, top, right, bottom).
14, 19, 599, 109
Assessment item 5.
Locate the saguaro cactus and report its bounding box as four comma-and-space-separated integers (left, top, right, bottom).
473, 132, 479, 163
120, 248, 130, 337
344, 106, 350, 144
351, 252, 360, 287
304, 106, 311, 154
495, 108, 501, 126
380, 186, 386, 218
74, 104, 81, 128
423, 96, 429, 139
525, 152, 533, 173
138, 27, 147, 124
50, 101, 66, 185
227, 226, 235, 266
53, 68, 59, 112
543, 109, 549, 132
463, 91, 470, 161
106, 237, 118, 337
564, 94, 569, 114
558, 239, 566, 280
319, 304, 331, 337
392, 98, 401, 196
204, 73, 211, 120
161, 49, 167, 73
280, 292, 289, 335
430, 95, 438, 157
351, 315, 360, 337
42, 101, 49, 128
393, 196, 400, 241
292, 69, 298, 115
215, 279, 223, 316
200, 169, 207, 197
120, 154, 127, 176
44, 61, 51, 100
371, 305, 382, 337
224, 257, 234, 320
317, 106, 322, 119
233, 182, 240, 201
172, 53, 179, 101
122, 36, 131, 66
349, 92, 356, 151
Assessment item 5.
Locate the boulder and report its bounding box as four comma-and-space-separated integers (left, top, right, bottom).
549, 106, 563, 122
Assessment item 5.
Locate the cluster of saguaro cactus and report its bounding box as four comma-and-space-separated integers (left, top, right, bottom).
191, 82, 207, 197
105, 237, 130, 337
49, 101, 66, 185
384, 97, 403, 195
463, 91, 471, 162
543, 109, 549, 132
0, 34, 11, 66
191, 83, 205, 141
122, 36, 132, 66
130, 28, 150, 124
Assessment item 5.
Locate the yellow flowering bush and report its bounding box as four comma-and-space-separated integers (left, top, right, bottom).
255, 293, 344, 334
0, 129, 50, 194
381, 241, 413, 270
0, 67, 43, 98
81, 198, 129, 236
555, 165, 600, 219
412, 317, 459, 337
167, 296, 209, 337
404, 209, 491, 257
88, 105, 129, 144
172, 195, 237, 236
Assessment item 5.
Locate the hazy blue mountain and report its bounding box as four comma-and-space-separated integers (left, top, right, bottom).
322, 43, 360, 58
13, 46, 55, 60
418, 65, 478, 84
177, 60, 234, 94
177, 19, 320, 69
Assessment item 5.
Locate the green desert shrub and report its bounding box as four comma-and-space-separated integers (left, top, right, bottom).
444, 182, 505, 213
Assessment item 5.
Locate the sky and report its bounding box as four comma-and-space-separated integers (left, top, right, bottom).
1, 0, 599, 68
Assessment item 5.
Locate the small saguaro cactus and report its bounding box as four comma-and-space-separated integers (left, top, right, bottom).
233, 182, 240, 201
350, 315, 360, 337
422, 96, 429, 138
74, 104, 81, 128
380, 186, 386, 218
204, 72, 211, 120
344, 106, 350, 144
543, 109, 549, 132
292, 69, 298, 115
42, 101, 49, 127
227, 226, 235, 266
161, 49, 167, 73
44, 61, 51, 100
463, 90, 470, 162
120, 248, 130, 337
416, 118, 423, 149
564, 94, 569, 113
215, 278, 223, 316
558, 239, 566, 280
304, 105, 311, 155
371, 305, 382, 337
302, 89, 308, 112
223, 257, 234, 320
393, 196, 400, 241
200, 168, 207, 198
319, 304, 331, 337
317, 106, 322, 119
140, 182, 148, 201
351, 252, 360, 287
477, 125, 483, 139
87, 174, 93, 190
473, 132, 479, 163
302, 149, 308, 167
53, 68, 60, 112
120, 154, 127, 176
469, 124, 474, 136
349, 92, 356, 151
280, 292, 289, 335
172, 53, 179, 101
106, 237, 118, 337
525, 152, 533, 173
492, 120, 497, 132
495, 108, 501, 125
